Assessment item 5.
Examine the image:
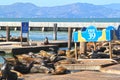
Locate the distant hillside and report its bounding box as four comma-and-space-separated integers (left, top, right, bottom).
0, 2, 120, 18
103, 3, 120, 10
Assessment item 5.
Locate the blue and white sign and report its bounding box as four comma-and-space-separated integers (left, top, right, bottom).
105, 26, 120, 40
81, 27, 87, 31
22, 22, 29, 33
73, 26, 112, 42
116, 25, 120, 40
106, 26, 116, 40
82, 26, 102, 42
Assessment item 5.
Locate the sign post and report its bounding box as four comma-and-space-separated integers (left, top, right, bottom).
80, 27, 87, 56
109, 42, 112, 59
73, 26, 112, 59
75, 42, 78, 60
21, 22, 29, 46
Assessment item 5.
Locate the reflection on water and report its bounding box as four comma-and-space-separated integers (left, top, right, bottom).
0, 56, 5, 64
59, 47, 74, 51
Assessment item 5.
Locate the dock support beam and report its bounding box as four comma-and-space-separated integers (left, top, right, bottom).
29, 27, 31, 31
42, 27, 44, 32
75, 42, 78, 60
6, 27, 10, 41
109, 42, 112, 59
80, 42, 86, 55
68, 27, 72, 50
53, 23, 57, 40
14, 27, 17, 31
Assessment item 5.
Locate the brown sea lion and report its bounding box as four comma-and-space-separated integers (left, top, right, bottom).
66, 50, 75, 58
58, 50, 66, 56
44, 37, 49, 45
38, 50, 53, 58
51, 65, 70, 75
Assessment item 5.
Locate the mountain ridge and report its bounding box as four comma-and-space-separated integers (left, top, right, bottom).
0, 2, 120, 18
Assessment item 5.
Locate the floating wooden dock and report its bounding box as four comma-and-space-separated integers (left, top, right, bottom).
0, 43, 58, 55
62, 59, 117, 71
0, 40, 76, 54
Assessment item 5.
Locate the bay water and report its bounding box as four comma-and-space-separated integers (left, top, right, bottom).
0, 31, 68, 41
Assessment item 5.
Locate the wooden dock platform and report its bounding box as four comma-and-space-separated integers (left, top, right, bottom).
0, 44, 59, 55
61, 59, 117, 71
23, 59, 120, 80
0, 40, 75, 54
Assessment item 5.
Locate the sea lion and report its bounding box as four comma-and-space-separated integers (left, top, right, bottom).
51, 65, 70, 75
44, 37, 49, 45
1, 61, 18, 80
58, 50, 66, 56
13, 55, 34, 74
14, 61, 34, 74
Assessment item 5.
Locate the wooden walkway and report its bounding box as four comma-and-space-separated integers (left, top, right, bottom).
0, 40, 75, 54
0, 41, 61, 54
62, 59, 117, 71
24, 59, 120, 80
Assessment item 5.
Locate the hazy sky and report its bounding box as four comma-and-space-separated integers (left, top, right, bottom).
0, 0, 120, 6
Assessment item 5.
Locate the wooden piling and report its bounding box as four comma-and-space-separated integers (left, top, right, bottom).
109, 42, 112, 59
6, 27, 10, 41
14, 27, 17, 31
80, 42, 86, 54
68, 27, 72, 50
53, 23, 57, 40
27, 30, 29, 45
93, 42, 96, 51
20, 29, 22, 46
75, 42, 78, 60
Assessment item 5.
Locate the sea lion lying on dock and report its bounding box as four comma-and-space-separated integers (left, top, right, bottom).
0, 62, 18, 80
31, 65, 70, 75
38, 50, 53, 58
58, 50, 66, 56
12, 55, 34, 74
51, 65, 70, 75
0, 57, 23, 80
66, 50, 75, 58
30, 57, 55, 74
10, 50, 72, 75
14, 61, 34, 74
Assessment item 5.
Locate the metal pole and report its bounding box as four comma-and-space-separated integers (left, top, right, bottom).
53, 23, 57, 40
75, 42, 78, 60
21, 25, 22, 46
80, 27, 87, 55
27, 23, 29, 45
27, 31, 29, 45
6, 27, 10, 42
68, 27, 72, 50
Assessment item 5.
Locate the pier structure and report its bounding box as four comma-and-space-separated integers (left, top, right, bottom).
0, 21, 120, 54
0, 22, 120, 31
